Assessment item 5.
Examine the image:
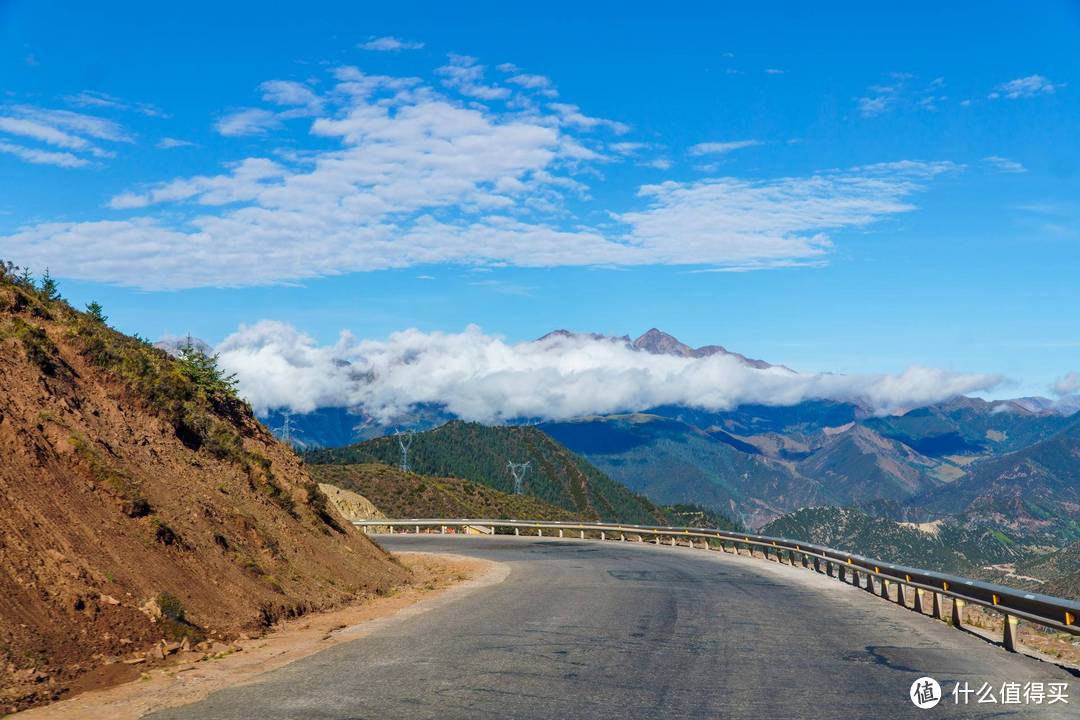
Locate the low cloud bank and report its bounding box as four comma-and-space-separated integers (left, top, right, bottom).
216, 321, 1001, 423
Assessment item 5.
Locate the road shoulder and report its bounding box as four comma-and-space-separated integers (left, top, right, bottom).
14, 552, 508, 720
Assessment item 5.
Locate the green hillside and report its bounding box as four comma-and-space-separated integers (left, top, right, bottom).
760, 506, 1025, 574
310, 463, 578, 521
863, 397, 1069, 458
914, 415, 1080, 543
304, 421, 669, 525
541, 413, 827, 528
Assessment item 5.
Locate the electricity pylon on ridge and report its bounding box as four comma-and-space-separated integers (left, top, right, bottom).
396, 430, 414, 472
507, 460, 530, 495
275, 410, 294, 446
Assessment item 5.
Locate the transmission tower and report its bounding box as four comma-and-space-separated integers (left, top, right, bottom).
507, 460, 531, 495
396, 430, 414, 472
276, 410, 294, 446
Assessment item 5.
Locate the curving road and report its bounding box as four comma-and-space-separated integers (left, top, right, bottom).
150, 535, 1076, 719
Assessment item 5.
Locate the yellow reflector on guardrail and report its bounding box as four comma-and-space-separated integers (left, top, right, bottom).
1067, 611, 1076, 626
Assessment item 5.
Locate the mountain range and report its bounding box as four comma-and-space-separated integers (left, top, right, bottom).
202, 327, 1080, 539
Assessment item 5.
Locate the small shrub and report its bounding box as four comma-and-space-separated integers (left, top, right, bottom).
157, 592, 205, 643
123, 497, 152, 518
153, 519, 180, 546
157, 592, 186, 623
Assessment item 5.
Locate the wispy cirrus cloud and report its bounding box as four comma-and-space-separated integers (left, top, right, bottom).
990, 75, 1064, 100
2, 57, 959, 289
983, 156, 1027, 174
857, 74, 946, 117
157, 137, 196, 150
65, 91, 166, 118
214, 108, 282, 136
688, 140, 762, 156
359, 36, 424, 51
547, 103, 628, 134
0, 140, 87, 168
0, 105, 132, 167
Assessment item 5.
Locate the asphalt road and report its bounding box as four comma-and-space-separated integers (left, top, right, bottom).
150, 535, 1077, 720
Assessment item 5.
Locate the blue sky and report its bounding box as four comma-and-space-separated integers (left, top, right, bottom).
2, 1, 1078, 401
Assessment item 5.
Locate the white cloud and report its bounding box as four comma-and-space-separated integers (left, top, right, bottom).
0, 140, 87, 168
2, 63, 956, 288
214, 108, 281, 136
0, 116, 101, 153
547, 103, 629, 134
857, 74, 946, 117
640, 158, 672, 170
983, 156, 1027, 174
505, 73, 557, 97
0, 105, 131, 167
157, 137, 196, 149
858, 95, 894, 117
216, 321, 1001, 421
609, 142, 647, 155
688, 140, 762, 156
11, 106, 131, 142
992, 75, 1064, 100
65, 91, 165, 117
259, 80, 324, 114
764, 68, 785, 75
360, 36, 424, 51
435, 54, 510, 100
1051, 371, 1080, 396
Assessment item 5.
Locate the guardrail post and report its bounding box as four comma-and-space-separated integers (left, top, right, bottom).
580, 530, 585, 539
388, 525, 394, 534
801, 553, 809, 569
879, 578, 890, 600
600, 531, 606, 541
932, 592, 944, 620
913, 588, 925, 614
1002, 613, 1020, 652
537, 528, 543, 537
864, 572, 876, 593
620, 533, 625, 541
440, 525, 446, 534
895, 584, 907, 608
514, 527, 520, 536
950, 598, 965, 628
558, 529, 564, 538
670, 537, 676, 547
838, 565, 846, 583
414, 525, 420, 534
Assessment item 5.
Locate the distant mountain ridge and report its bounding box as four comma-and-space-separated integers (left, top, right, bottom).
538, 327, 781, 369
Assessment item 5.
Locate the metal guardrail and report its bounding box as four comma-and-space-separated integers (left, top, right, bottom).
355, 517, 1080, 655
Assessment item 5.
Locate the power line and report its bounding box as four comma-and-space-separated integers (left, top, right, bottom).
507, 460, 530, 495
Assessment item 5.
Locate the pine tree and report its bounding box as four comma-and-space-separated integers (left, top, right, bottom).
177, 340, 238, 397
39, 268, 60, 301
86, 301, 108, 323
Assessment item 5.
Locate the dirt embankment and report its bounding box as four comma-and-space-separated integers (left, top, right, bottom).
15, 553, 501, 720
0, 278, 408, 712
